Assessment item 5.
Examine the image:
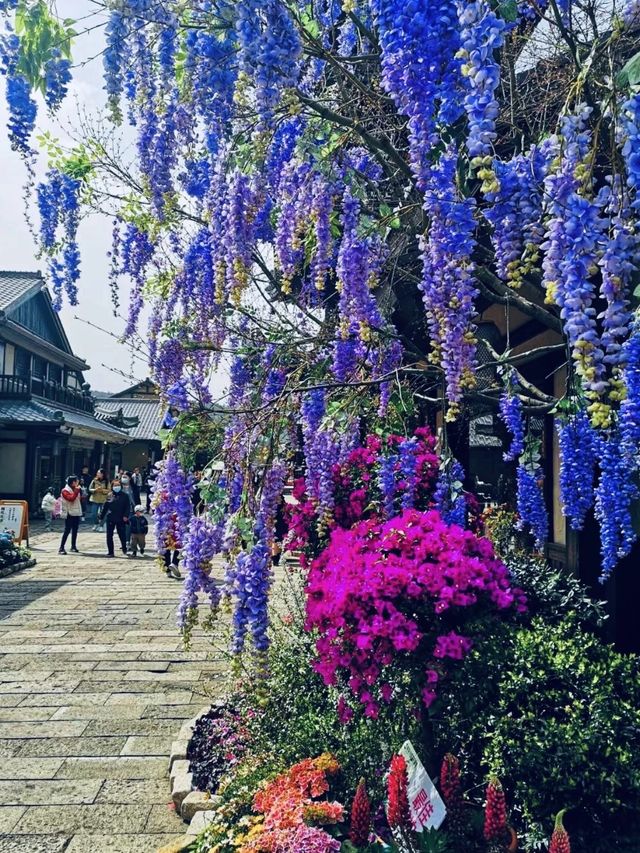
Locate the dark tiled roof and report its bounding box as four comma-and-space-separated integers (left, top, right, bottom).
0, 271, 43, 313
0, 399, 61, 425
0, 399, 130, 442
96, 398, 165, 441
54, 406, 131, 441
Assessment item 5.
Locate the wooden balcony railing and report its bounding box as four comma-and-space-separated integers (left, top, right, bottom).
0, 374, 95, 413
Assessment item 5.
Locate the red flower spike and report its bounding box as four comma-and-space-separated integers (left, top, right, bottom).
440, 753, 462, 812
484, 777, 507, 842
349, 778, 371, 847
387, 754, 411, 830
549, 810, 571, 853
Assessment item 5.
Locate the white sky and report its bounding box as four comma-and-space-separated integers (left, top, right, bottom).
0, 1, 149, 392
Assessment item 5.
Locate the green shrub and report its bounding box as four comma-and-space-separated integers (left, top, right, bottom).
434, 615, 640, 850
240, 596, 422, 804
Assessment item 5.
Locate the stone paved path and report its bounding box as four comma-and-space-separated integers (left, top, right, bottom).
0, 525, 225, 853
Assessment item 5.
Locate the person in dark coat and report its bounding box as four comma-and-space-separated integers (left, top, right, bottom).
103, 478, 131, 557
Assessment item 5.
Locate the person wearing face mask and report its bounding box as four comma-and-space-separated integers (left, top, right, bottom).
104, 478, 131, 557
119, 472, 136, 542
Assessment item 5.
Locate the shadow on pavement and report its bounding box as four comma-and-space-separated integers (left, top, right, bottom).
0, 578, 70, 619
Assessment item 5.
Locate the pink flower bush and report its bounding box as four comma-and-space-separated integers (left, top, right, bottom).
305, 509, 526, 715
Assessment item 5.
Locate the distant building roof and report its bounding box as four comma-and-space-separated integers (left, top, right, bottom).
96, 397, 165, 441
110, 379, 159, 399
0, 399, 130, 443
0, 270, 43, 313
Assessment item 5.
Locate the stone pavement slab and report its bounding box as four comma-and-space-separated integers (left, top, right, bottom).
0, 526, 224, 851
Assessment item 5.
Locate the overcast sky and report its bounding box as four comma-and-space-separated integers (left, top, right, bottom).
0, 1, 150, 393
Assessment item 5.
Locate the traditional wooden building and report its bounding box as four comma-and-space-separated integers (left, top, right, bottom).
0, 271, 130, 510
95, 379, 165, 477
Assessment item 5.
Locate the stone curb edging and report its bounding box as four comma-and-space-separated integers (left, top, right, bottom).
0, 557, 36, 578
165, 703, 223, 848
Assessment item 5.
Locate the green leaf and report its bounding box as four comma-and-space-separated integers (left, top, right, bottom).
617, 50, 640, 88
499, 0, 519, 22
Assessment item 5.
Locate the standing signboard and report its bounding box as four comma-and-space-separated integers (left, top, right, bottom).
0, 501, 30, 546
399, 740, 447, 832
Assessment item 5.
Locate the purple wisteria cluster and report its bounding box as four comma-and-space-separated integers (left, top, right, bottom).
228, 462, 286, 655
150, 452, 194, 558
178, 516, 224, 636
420, 145, 478, 414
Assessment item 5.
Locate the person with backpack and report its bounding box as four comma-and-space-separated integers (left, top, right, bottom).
128, 506, 149, 557
58, 476, 82, 555
41, 488, 56, 532
103, 478, 131, 557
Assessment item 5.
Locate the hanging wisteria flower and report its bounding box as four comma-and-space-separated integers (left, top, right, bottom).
229, 462, 286, 655
498, 376, 525, 462
516, 463, 548, 549
594, 433, 638, 580
556, 408, 598, 530
178, 515, 223, 637
420, 144, 478, 414
456, 0, 506, 159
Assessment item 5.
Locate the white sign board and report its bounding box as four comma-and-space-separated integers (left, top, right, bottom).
0, 502, 25, 541
400, 740, 447, 832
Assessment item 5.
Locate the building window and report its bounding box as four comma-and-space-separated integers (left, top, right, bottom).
0, 342, 4, 373
32, 356, 46, 378
13, 347, 31, 378
66, 371, 80, 390
48, 363, 62, 384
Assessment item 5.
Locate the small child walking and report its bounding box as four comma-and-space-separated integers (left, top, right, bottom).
41, 488, 57, 532
128, 505, 149, 557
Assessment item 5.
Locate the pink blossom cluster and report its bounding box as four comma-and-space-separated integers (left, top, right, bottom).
305, 509, 526, 717
285, 428, 443, 565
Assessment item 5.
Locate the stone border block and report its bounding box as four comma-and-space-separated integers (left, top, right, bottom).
186, 809, 216, 836
181, 790, 220, 821
171, 772, 193, 811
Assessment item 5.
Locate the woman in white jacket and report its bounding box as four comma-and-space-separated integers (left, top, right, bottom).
58, 475, 83, 555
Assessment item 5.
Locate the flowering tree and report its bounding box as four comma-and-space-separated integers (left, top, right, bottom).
2, 0, 640, 654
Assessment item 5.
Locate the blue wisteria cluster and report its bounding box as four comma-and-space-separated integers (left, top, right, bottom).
370, 0, 462, 189
434, 457, 467, 527
556, 409, 598, 531
594, 435, 638, 580
456, 0, 505, 159
151, 452, 194, 558
515, 464, 548, 550
498, 378, 526, 462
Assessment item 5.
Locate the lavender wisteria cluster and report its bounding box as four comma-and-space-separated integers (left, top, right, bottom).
2, 0, 640, 608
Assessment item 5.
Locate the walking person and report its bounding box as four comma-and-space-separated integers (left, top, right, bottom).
88, 469, 108, 531
131, 467, 143, 506
104, 478, 131, 557
128, 506, 148, 557
119, 472, 137, 542
79, 465, 91, 520
58, 475, 82, 555
41, 488, 56, 532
